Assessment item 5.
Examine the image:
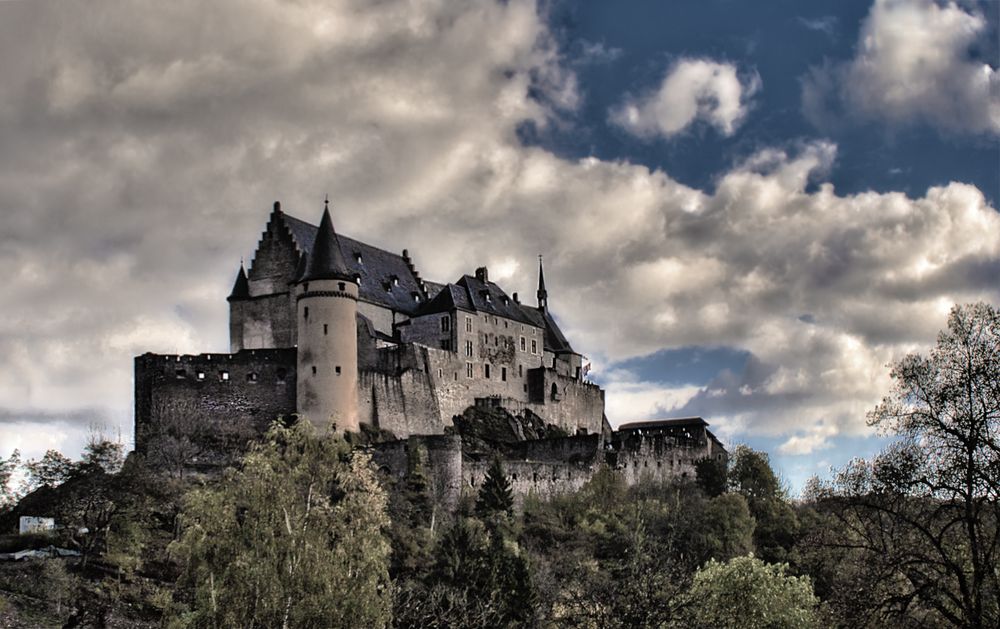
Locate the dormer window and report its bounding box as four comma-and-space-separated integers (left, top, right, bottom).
354, 274, 361, 285
354, 252, 363, 264
411, 292, 421, 303
391, 275, 399, 286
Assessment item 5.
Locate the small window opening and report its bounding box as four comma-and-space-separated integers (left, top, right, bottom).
518, 364, 523, 377
338, 282, 345, 291
304, 307, 309, 320
355, 252, 363, 264
247, 372, 258, 382
335, 366, 341, 375
501, 367, 507, 382
323, 324, 329, 335
196, 371, 205, 381
220, 371, 230, 381
175, 369, 187, 378
484, 364, 491, 379
311, 366, 317, 375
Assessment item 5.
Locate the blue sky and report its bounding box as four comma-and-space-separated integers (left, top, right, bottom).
0, 0, 997, 492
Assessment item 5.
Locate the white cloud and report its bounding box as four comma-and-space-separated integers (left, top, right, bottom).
610, 58, 760, 139
803, 0, 1000, 134
0, 0, 996, 466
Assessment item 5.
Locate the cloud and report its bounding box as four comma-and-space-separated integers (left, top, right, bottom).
803, 0, 1000, 135
0, 0, 997, 468
610, 58, 761, 139
798, 16, 839, 38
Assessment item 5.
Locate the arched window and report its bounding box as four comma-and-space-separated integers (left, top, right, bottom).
550, 382, 559, 400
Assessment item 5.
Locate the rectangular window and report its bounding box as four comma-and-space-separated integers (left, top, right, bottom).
304, 307, 309, 320
220, 371, 230, 381
501, 367, 507, 382
494, 335, 498, 346
484, 364, 491, 379
466, 362, 473, 378
519, 365, 523, 377
465, 340, 473, 357
323, 324, 328, 335
531, 340, 537, 354
466, 316, 473, 332
335, 366, 341, 375
520, 337, 526, 351
440, 339, 451, 351
441, 316, 450, 332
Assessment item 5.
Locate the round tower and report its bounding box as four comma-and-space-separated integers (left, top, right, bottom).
295, 203, 359, 434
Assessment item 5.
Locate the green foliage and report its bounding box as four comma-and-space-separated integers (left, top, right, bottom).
80, 436, 125, 474
695, 455, 728, 497
170, 420, 392, 629
0, 449, 20, 510
22, 449, 75, 493
728, 445, 799, 563
678, 555, 819, 629
475, 458, 514, 518
393, 515, 537, 628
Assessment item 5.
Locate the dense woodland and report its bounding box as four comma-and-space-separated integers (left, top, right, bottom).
0, 302, 996, 628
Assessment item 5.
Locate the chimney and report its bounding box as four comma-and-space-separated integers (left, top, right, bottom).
475, 266, 489, 282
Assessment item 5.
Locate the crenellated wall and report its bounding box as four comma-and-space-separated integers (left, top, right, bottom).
134, 349, 298, 455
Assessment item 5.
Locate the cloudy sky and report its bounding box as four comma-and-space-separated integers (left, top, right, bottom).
1, 0, 997, 491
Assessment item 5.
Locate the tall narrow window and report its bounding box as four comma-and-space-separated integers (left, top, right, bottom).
335, 366, 341, 375
519, 364, 523, 377
441, 316, 450, 332
465, 340, 473, 357
531, 340, 537, 354
466, 362, 473, 378
520, 337, 526, 351
323, 324, 328, 335
466, 316, 473, 332
501, 367, 507, 382
484, 364, 491, 379
304, 307, 309, 320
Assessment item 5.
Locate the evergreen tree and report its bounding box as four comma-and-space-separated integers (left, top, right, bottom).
475, 458, 514, 518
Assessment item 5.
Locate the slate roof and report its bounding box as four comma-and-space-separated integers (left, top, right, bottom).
417, 275, 577, 355
299, 208, 353, 282
227, 265, 249, 301
616, 418, 708, 431
281, 212, 437, 315
276, 209, 578, 356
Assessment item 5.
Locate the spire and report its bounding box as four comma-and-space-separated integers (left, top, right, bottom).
299, 205, 352, 282
228, 262, 250, 301
536, 254, 548, 312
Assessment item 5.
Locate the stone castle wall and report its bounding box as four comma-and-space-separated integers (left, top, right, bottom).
134, 349, 297, 453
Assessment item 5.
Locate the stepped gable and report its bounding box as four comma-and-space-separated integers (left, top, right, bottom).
279, 211, 442, 313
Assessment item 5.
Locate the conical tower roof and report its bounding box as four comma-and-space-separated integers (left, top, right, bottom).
299, 206, 352, 282
227, 263, 250, 300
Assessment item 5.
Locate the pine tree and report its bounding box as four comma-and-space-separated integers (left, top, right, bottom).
475, 458, 514, 518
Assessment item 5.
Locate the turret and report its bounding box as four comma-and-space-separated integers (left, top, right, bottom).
227, 262, 250, 352
294, 201, 359, 434
536, 254, 548, 312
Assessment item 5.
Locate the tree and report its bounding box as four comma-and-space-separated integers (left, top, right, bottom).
170, 420, 393, 628
808, 302, 1000, 627
0, 449, 21, 510
22, 449, 75, 492
475, 458, 514, 518
677, 555, 819, 628
79, 435, 124, 475
728, 446, 799, 563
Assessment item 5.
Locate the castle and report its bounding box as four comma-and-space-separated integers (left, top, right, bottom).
134, 201, 726, 503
